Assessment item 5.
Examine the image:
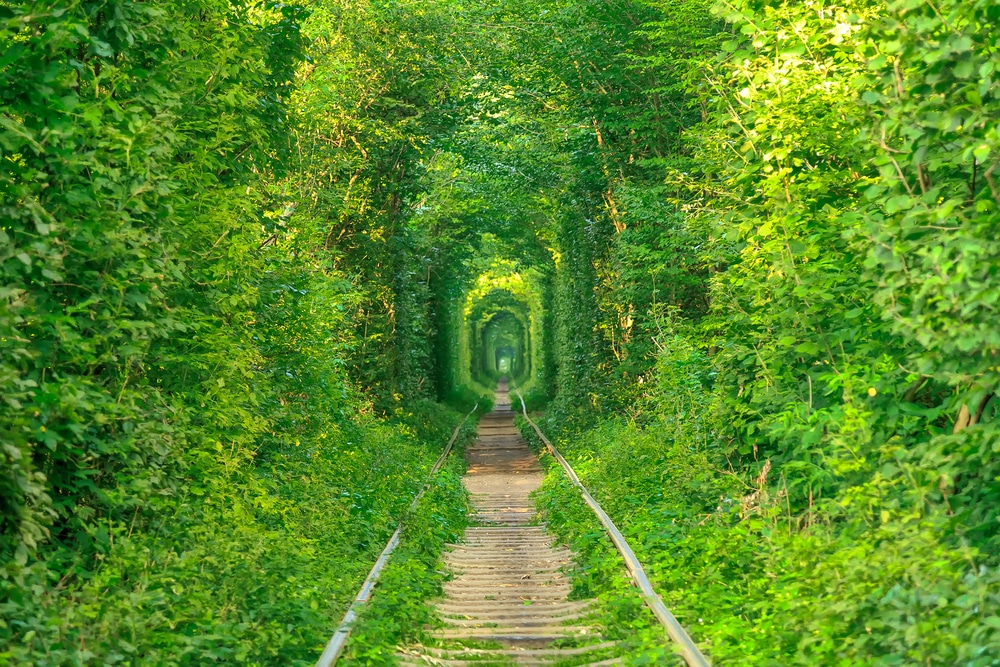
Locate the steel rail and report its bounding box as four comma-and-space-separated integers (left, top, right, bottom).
515, 392, 711, 667
315, 403, 478, 667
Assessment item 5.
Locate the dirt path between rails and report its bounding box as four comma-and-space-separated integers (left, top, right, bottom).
398, 380, 622, 666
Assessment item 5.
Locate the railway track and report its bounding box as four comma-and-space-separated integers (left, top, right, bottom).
319, 379, 708, 667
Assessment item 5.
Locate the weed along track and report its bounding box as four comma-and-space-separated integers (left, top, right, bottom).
398, 379, 623, 666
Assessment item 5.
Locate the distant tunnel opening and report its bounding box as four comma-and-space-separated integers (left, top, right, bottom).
477, 310, 528, 383
453, 270, 549, 405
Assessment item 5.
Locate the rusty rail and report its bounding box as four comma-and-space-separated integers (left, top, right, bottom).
315, 404, 477, 667
514, 391, 711, 667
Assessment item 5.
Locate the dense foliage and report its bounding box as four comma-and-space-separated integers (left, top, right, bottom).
522, 0, 1000, 664
1, 1, 470, 664
3, 0, 999, 664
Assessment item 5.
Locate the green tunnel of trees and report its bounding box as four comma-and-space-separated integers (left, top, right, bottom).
476, 308, 526, 382
464, 283, 542, 390
3, 0, 1000, 665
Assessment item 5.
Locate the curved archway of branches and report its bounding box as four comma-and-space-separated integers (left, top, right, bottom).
455, 263, 548, 401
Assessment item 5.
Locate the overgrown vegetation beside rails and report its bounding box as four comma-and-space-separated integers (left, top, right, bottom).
2, 395, 470, 665
340, 444, 470, 666
0, 2, 472, 664
515, 416, 683, 665
535, 343, 1000, 664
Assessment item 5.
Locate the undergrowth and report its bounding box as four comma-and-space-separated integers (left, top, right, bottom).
340, 418, 472, 665
1, 401, 469, 667
533, 331, 1000, 665
517, 416, 687, 666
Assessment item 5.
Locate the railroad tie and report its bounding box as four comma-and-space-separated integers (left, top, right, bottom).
399, 380, 623, 666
